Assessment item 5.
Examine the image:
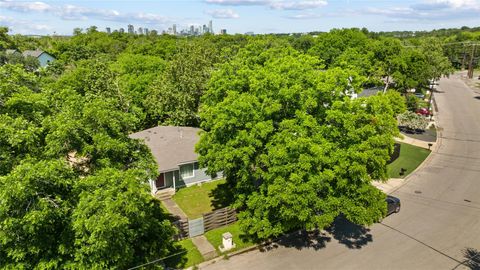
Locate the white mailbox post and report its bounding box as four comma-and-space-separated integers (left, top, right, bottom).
219, 232, 235, 252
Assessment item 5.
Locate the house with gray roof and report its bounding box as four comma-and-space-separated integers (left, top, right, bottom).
358, 86, 383, 98
5, 49, 19, 55
22, 50, 55, 67
129, 126, 222, 194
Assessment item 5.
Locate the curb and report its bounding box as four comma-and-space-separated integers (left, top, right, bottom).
387, 94, 443, 195
195, 229, 306, 269
191, 90, 446, 269
195, 244, 260, 269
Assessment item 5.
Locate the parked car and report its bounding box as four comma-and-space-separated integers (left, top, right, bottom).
386, 195, 401, 215
414, 93, 425, 99
416, 107, 430, 116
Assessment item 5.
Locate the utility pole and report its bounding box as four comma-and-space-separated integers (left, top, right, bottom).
467, 44, 476, 79
461, 47, 466, 70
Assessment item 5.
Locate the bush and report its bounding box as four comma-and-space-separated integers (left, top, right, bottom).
397, 111, 429, 131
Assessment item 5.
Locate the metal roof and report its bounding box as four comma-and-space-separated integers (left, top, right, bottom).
129, 126, 201, 172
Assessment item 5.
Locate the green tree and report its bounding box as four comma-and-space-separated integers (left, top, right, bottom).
0, 27, 14, 50
384, 90, 407, 115
418, 37, 454, 80
144, 41, 218, 127
70, 168, 176, 269
197, 46, 398, 240
0, 159, 76, 269
0, 65, 48, 175
1, 52, 40, 71
308, 28, 369, 67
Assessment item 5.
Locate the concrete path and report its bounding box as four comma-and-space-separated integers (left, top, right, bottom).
372, 178, 405, 194
396, 133, 435, 150
161, 198, 188, 221
160, 196, 219, 263
192, 235, 218, 260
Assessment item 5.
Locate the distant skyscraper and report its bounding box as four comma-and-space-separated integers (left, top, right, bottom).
208, 20, 213, 34
173, 24, 177, 35
106, 27, 111, 34
220, 29, 227, 35
144, 28, 149, 35
138, 27, 143, 35
127, 24, 134, 34
190, 25, 194, 35
119, 28, 125, 33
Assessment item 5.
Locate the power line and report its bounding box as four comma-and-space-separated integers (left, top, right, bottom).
127, 250, 188, 270
451, 250, 480, 270
379, 222, 462, 265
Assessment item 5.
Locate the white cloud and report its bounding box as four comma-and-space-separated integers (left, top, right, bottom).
0, 0, 53, 12
270, 1, 327, 10
365, 0, 480, 22
205, 9, 240, 19
284, 13, 322, 19
205, 0, 328, 10
205, 0, 268, 5
0, 1, 171, 25
431, 0, 479, 8
0, 15, 52, 34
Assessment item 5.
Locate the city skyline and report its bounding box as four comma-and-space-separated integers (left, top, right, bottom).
103, 21, 216, 36
1, 0, 480, 35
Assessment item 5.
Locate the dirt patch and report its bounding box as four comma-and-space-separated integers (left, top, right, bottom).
459, 70, 480, 91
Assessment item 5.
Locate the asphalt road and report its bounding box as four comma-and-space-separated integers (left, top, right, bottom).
202, 75, 480, 270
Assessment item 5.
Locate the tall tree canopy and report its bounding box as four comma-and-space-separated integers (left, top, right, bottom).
0, 63, 178, 269
197, 45, 401, 239
0, 25, 472, 266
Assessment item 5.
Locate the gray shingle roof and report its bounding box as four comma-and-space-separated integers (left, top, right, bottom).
129, 126, 201, 172
358, 87, 383, 98
22, 50, 45, 58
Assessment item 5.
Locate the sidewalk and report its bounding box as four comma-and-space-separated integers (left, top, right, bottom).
375, 123, 438, 194
395, 119, 436, 150
191, 235, 218, 260
159, 195, 219, 263
372, 178, 404, 194
161, 198, 188, 221
395, 134, 435, 150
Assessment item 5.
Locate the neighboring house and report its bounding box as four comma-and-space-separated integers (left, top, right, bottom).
357, 86, 383, 98
5, 49, 19, 55
129, 126, 222, 194
22, 50, 55, 67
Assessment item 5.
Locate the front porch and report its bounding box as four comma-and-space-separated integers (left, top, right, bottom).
149, 162, 222, 194
155, 187, 176, 201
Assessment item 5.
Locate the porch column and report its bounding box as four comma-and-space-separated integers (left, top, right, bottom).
173, 172, 176, 190
149, 178, 157, 195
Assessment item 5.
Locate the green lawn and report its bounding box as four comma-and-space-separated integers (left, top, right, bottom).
172, 179, 227, 219
387, 142, 431, 178
204, 223, 255, 254
176, 239, 204, 268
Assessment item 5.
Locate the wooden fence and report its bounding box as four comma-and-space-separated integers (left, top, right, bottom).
203, 207, 237, 232
172, 207, 237, 239
172, 219, 189, 240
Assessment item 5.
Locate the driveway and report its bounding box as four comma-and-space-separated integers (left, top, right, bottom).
201, 75, 480, 270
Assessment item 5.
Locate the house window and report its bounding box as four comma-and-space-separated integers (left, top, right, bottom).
180, 163, 194, 179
